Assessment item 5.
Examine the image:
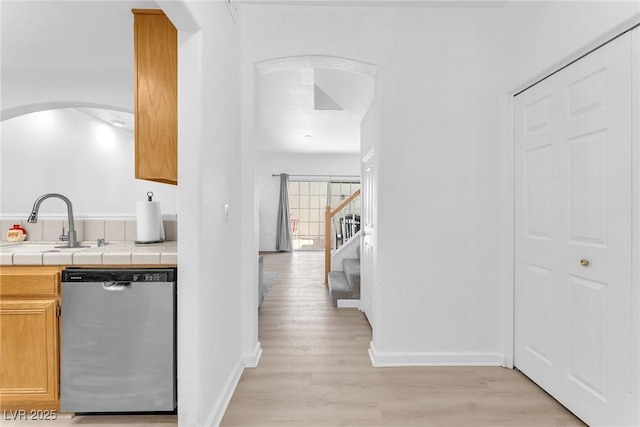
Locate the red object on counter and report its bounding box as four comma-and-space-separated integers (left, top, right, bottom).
10, 224, 26, 234
7, 224, 27, 241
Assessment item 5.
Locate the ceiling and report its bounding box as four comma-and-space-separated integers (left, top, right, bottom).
1, 0, 376, 154
1, 1, 153, 71
257, 62, 376, 154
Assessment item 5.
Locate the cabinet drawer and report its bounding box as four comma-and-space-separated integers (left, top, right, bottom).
0, 267, 61, 297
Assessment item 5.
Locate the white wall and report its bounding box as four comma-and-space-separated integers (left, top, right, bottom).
257, 152, 361, 251
374, 8, 504, 363
503, 1, 640, 92
0, 109, 177, 217
243, 5, 505, 365
159, 1, 245, 426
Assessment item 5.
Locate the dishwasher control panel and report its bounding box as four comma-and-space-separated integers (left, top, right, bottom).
62, 268, 176, 283
134, 272, 166, 282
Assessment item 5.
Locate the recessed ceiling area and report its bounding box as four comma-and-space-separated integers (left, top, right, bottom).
256, 57, 376, 154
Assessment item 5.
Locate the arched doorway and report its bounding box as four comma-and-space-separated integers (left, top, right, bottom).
253, 54, 379, 325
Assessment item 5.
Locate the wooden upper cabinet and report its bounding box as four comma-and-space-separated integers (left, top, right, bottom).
133, 9, 178, 185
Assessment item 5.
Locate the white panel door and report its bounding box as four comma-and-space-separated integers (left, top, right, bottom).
515, 31, 635, 426
360, 150, 377, 327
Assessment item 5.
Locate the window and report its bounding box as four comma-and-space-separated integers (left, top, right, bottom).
289, 180, 360, 250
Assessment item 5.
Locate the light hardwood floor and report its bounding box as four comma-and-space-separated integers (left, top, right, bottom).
221, 251, 585, 427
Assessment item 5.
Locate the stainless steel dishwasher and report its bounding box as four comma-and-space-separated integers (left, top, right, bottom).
60, 268, 176, 413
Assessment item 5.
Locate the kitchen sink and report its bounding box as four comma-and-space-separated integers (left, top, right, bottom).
0, 242, 98, 253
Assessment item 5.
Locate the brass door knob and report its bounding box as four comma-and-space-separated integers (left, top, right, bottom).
580, 259, 589, 267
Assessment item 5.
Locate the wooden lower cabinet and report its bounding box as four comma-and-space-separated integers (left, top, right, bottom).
0, 267, 61, 411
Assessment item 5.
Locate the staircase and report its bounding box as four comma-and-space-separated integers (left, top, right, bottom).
324, 188, 362, 307
328, 250, 360, 307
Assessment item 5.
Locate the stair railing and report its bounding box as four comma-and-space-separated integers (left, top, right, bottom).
324, 189, 361, 284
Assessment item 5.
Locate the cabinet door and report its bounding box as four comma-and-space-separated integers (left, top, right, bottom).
0, 299, 59, 404
133, 9, 178, 185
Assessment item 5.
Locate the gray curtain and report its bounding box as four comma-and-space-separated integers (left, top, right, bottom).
275, 174, 293, 252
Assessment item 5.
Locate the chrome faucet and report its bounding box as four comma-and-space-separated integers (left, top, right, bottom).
28, 193, 86, 248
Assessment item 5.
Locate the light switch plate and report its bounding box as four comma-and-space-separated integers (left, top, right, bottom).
224, 204, 229, 222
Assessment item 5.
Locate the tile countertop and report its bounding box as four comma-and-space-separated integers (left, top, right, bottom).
0, 241, 177, 266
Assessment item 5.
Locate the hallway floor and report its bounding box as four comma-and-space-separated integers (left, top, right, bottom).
221, 251, 584, 426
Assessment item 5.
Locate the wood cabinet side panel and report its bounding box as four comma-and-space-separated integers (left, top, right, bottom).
133, 10, 178, 185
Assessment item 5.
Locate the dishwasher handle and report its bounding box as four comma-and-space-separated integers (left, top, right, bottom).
102, 281, 132, 291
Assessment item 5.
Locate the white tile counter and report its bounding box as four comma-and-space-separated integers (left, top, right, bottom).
0, 241, 177, 266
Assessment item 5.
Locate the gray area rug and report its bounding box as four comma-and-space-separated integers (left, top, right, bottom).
263, 271, 281, 299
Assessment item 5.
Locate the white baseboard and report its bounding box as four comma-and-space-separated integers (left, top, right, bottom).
337, 299, 360, 308
204, 360, 244, 427
204, 342, 263, 426
368, 341, 505, 367
242, 341, 263, 368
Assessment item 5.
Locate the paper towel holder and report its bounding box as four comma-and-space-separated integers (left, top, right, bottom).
135, 191, 165, 245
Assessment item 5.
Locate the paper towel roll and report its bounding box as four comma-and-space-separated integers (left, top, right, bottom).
136, 201, 165, 243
